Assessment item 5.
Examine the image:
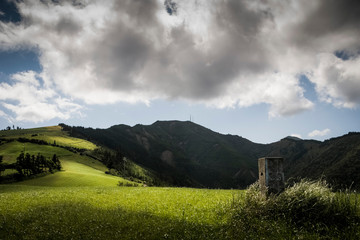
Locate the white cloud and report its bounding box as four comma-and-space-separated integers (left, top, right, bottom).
0, 71, 82, 123
308, 53, 360, 108
11, 71, 40, 86
0, 0, 359, 122
308, 128, 331, 138
0, 109, 7, 117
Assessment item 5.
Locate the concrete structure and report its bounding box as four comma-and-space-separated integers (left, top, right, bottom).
258, 157, 285, 195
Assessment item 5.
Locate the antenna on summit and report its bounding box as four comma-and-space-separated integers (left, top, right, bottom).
190, 115, 192, 122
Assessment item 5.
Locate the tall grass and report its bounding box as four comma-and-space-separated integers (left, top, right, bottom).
230, 179, 360, 239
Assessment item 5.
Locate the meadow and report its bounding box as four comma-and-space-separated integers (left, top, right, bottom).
0, 125, 97, 150
0, 185, 239, 239
0, 127, 239, 239
1, 126, 359, 239
1, 182, 359, 239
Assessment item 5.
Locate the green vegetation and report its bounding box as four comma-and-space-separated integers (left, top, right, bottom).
0, 185, 237, 239
230, 180, 360, 239
15, 152, 61, 175
63, 121, 360, 189
1, 124, 359, 239
0, 126, 139, 187
0, 180, 359, 239
0, 125, 97, 150
63, 121, 261, 188
93, 147, 162, 186
17, 158, 134, 187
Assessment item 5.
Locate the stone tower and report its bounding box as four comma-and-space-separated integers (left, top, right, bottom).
258, 157, 285, 195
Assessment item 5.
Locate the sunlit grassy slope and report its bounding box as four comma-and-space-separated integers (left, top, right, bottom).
18, 158, 130, 187
0, 126, 136, 187
0, 125, 97, 150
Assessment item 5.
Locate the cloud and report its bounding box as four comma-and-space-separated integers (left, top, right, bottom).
308, 128, 331, 138
308, 53, 360, 108
0, 0, 359, 122
0, 71, 82, 123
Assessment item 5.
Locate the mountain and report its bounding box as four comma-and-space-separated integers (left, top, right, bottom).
62, 121, 360, 189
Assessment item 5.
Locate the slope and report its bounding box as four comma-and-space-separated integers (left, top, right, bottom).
18, 157, 124, 187
0, 127, 138, 187
65, 121, 266, 188
65, 121, 360, 189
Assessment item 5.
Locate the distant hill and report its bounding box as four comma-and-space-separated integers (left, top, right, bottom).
0, 126, 143, 187
62, 121, 360, 189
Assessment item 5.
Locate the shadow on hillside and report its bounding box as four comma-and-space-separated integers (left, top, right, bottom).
0, 201, 230, 240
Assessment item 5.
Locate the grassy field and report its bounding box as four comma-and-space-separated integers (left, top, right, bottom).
1, 182, 359, 239
0, 185, 239, 239
0, 127, 239, 238
1, 126, 359, 239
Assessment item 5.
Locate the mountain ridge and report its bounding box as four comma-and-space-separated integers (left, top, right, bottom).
61, 121, 360, 189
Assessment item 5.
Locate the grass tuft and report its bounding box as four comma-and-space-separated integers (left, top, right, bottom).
230, 179, 360, 239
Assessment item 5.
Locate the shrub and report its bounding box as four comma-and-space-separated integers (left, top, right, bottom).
230, 179, 360, 239
118, 181, 138, 187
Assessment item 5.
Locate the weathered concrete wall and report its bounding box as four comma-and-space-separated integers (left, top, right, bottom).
258, 157, 285, 195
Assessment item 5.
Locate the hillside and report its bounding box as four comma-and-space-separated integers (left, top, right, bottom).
0, 126, 141, 187
64, 121, 360, 189
2, 122, 359, 189
63, 121, 265, 188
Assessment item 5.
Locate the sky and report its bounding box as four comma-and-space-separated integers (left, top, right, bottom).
0, 0, 359, 144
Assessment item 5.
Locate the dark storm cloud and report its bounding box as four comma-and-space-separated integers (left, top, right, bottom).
55, 16, 82, 35
300, 0, 360, 37
88, 0, 161, 90
141, 0, 272, 101
114, 0, 160, 28
215, 0, 265, 36
1, 0, 360, 122
291, 0, 360, 53
93, 25, 153, 90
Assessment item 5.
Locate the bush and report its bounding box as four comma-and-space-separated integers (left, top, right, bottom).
230, 179, 360, 239
118, 181, 138, 187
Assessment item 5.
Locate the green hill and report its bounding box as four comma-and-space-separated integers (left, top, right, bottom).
64, 121, 360, 189
62, 121, 264, 188
0, 126, 140, 187
2, 122, 359, 189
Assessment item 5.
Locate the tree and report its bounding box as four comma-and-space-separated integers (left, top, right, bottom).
15, 153, 60, 176
115, 146, 126, 172
99, 149, 114, 171
51, 154, 61, 170
0, 156, 5, 176
16, 153, 25, 175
